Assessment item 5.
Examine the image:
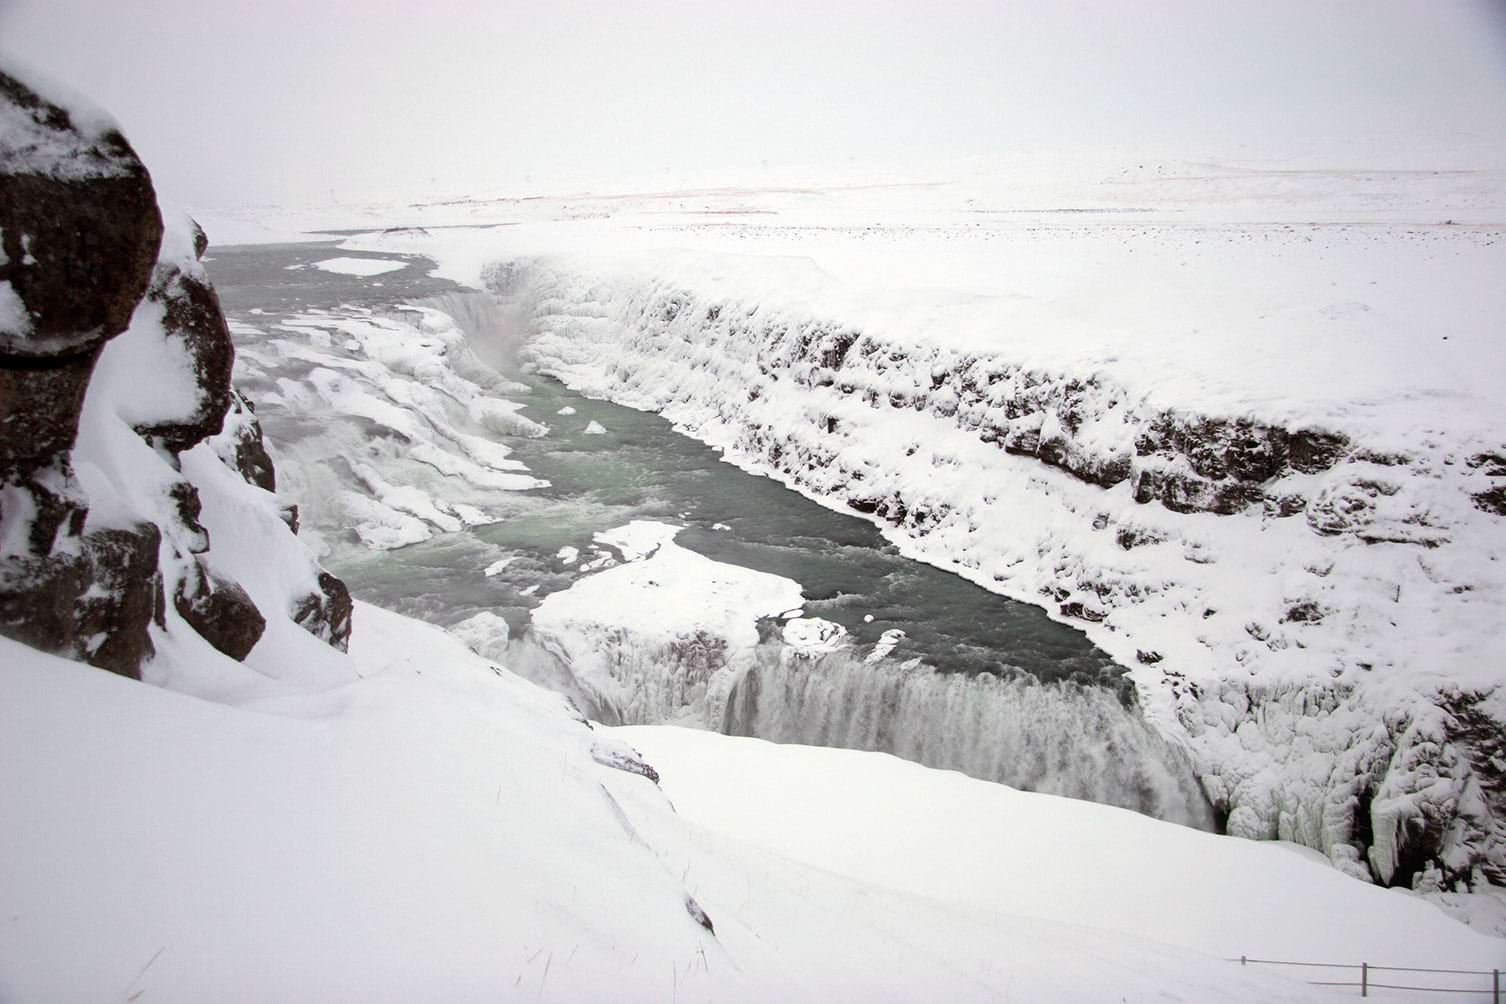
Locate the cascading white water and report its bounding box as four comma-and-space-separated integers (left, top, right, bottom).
722, 648, 1217, 829
521, 615, 1217, 829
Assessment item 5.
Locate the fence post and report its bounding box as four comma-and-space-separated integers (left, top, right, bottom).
1493, 968, 1499, 1004
1239, 956, 1245, 966
1360, 962, 1367, 997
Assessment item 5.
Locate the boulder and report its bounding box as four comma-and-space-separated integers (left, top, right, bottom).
174, 559, 266, 662
0, 65, 162, 551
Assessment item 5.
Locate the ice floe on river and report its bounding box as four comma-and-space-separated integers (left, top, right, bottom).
310, 256, 407, 277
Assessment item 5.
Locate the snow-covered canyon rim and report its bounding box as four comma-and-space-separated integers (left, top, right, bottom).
312, 164, 1506, 900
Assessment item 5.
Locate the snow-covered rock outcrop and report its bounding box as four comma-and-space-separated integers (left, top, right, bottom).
487, 248, 1506, 893
0, 57, 348, 675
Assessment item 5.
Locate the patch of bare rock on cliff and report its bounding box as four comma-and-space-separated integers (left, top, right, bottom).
0, 60, 349, 675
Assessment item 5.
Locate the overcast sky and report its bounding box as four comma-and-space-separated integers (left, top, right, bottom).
3, 0, 1504, 208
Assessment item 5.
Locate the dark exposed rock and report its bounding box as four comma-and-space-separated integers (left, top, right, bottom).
1135, 649, 1163, 665
1473, 485, 1506, 516
684, 894, 715, 935
173, 559, 266, 661
1115, 525, 1166, 550
75, 527, 166, 675
190, 218, 209, 260
168, 480, 210, 554
292, 570, 353, 652
1059, 600, 1107, 623
1287, 429, 1349, 474
0, 356, 94, 551
0, 67, 164, 670
1467, 451, 1506, 477
1282, 600, 1327, 624
0, 523, 163, 679
0, 72, 162, 361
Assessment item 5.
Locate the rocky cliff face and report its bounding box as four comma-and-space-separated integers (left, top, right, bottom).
0, 60, 349, 676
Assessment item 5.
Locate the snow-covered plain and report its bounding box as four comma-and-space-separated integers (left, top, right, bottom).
260, 150, 1506, 896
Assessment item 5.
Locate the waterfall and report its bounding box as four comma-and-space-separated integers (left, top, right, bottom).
722, 648, 1217, 829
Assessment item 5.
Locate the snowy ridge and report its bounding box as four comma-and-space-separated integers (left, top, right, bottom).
473, 245, 1506, 892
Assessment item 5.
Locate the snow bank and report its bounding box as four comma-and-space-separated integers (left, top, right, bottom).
612, 725, 1506, 972
0, 610, 721, 1003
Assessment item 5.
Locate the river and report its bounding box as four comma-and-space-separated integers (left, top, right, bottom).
208, 239, 1216, 828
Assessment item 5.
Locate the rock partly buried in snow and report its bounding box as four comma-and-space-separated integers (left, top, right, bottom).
212, 389, 276, 493
0, 60, 350, 674
0, 61, 167, 673
291, 571, 353, 652
173, 559, 266, 661
130, 219, 236, 453
781, 616, 850, 656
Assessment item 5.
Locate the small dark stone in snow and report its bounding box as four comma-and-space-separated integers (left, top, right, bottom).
685, 895, 715, 935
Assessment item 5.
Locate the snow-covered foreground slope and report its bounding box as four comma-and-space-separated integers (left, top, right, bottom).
5, 614, 1490, 1004
1, 609, 714, 1002
326, 160, 1506, 896
611, 725, 1506, 976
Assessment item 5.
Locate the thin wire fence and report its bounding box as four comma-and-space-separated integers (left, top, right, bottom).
1231, 956, 1503, 999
